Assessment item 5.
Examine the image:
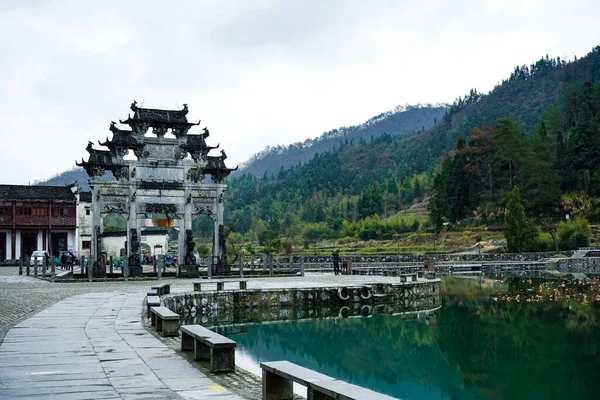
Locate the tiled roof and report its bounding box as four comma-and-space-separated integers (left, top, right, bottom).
136, 108, 188, 124
0, 185, 76, 202
79, 191, 92, 203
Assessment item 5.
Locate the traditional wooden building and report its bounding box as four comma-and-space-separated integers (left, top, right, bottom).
0, 184, 78, 262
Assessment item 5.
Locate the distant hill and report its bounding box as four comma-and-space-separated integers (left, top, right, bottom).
36, 167, 112, 191
223, 46, 600, 239
35, 104, 447, 190
239, 104, 447, 176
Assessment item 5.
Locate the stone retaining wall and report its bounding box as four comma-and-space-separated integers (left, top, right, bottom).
269, 251, 574, 265
557, 258, 600, 274
162, 280, 441, 325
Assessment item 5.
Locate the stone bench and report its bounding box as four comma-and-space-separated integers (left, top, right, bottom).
261, 361, 396, 400
180, 324, 236, 373
150, 306, 179, 337
399, 273, 418, 282
193, 279, 248, 291
151, 283, 171, 295
146, 298, 160, 316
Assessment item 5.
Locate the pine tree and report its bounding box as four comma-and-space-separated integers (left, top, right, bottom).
523, 121, 561, 215
493, 118, 527, 194
504, 186, 538, 252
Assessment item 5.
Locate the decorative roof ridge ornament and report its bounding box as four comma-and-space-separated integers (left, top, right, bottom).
119, 114, 132, 125
79, 102, 236, 183
109, 121, 133, 134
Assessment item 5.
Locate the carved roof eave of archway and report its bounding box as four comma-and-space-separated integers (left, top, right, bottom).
75, 159, 128, 180
79, 103, 236, 183
119, 117, 200, 130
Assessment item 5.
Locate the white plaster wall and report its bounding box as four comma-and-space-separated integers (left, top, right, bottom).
68, 231, 75, 252
102, 236, 126, 259
142, 234, 169, 256
1, 230, 10, 260
37, 230, 42, 250
78, 203, 92, 236
77, 202, 92, 258
102, 233, 167, 259
15, 230, 20, 259
7, 231, 12, 260
79, 235, 91, 257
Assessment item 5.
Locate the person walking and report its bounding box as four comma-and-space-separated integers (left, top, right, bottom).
332, 250, 341, 275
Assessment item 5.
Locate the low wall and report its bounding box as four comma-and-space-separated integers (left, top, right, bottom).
162, 280, 441, 325
328, 257, 600, 277
294, 251, 574, 264
557, 258, 600, 274
234, 252, 574, 272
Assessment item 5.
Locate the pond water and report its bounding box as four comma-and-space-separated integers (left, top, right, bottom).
223, 277, 600, 399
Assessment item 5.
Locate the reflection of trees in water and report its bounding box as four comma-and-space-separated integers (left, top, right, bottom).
180, 297, 441, 329
226, 282, 600, 400
230, 311, 476, 399
436, 296, 600, 400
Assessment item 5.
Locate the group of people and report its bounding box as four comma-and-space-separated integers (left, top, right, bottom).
60, 252, 76, 270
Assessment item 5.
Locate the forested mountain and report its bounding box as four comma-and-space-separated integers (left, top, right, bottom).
225, 46, 600, 244
36, 46, 600, 249
239, 104, 447, 176
429, 79, 600, 232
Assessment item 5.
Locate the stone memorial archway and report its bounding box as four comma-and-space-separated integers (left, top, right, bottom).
76, 101, 236, 277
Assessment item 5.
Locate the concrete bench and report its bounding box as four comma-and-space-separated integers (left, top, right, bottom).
309, 378, 397, 400
146, 298, 160, 316
193, 279, 248, 291
151, 283, 170, 295
180, 324, 236, 373
399, 273, 418, 282
150, 306, 179, 337
261, 361, 396, 400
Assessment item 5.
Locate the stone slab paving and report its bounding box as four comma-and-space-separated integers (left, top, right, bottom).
0, 290, 244, 399
0, 266, 417, 399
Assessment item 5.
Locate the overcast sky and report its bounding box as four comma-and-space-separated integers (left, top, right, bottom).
1, 0, 599, 185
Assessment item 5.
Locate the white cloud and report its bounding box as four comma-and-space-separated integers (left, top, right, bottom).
0, 0, 599, 184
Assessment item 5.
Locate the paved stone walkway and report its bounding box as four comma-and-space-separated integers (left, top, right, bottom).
0, 266, 413, 399
0, 291, 244, 399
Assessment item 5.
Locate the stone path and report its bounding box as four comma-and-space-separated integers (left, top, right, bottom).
0, 291, 244, 399
0, 266, 413, 399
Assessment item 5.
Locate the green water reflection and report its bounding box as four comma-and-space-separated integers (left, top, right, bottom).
227, 278, 600, 399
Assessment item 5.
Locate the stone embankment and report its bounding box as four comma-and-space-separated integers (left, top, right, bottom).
299, 251, 575, 264
162, 279, 441, 327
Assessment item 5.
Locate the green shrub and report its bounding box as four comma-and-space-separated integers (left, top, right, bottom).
197, 244, 210, 258
337, 236, 356, 244
557, 217, 592, 250
531, 233, 555, 252
302, 223, 335, 240
281, 239, 293, 254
